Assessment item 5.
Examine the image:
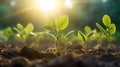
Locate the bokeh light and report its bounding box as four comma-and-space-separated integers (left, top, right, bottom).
102, 0, 108, 3
36, 0, 57, 12
65, 0, 73, 8
10, 0, 16, 7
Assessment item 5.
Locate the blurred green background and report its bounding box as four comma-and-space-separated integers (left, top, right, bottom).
0, 0, 120, 32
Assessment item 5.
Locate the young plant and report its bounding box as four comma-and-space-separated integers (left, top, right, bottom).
44, 15, 70, 55
0, 27, 14, 46
78, 26, 93, 51
13, 23, 34, 45
0, 31, 8, 43
96, 14, 116, 53
60, 30, 74, 54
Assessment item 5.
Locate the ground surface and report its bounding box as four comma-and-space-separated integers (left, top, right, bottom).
0, 42, 120, 67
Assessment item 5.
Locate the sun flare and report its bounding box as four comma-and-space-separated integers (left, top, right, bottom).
65, 0, 73, 8
36, 0, 57, 12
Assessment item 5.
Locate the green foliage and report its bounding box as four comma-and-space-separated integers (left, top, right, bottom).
91, 29, 106, 44
3, 27, 14, 37
78, 26, 94, 51
102, 15, 111, 27
14, 23, 34, 43
0, 31, 8, 43
45, 20, 53, 28
44, 15, 73, 55
0, 27, 14, 43
96, 23, 105, 33
96, 14, 116, 53
55, 15, 69, 31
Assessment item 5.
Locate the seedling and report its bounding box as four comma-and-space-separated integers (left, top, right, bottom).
96, 14, 116, 53
44, 15, 71, 55
13, 23, 34, 45
60, 30, 74, 54
0, 27, 14, 46
0, 31, 8, 43
78, 26, 93, 51
92, 29, 106, 44
3, 27, 14, 38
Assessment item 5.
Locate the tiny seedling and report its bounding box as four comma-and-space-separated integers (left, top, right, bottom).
0, 31, 8, 43
13, 23, 34, 45
96, 14, 116, 53
92, 29, 106, 44
44, 15, 71, 55
0, 27, 14, 46
60, 30, 74, 54
78, 26, 93, 51
3, 27, 14, 38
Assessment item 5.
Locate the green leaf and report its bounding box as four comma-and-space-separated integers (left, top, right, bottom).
45, 32, 56, 40
102, 15, 111, 27
13, 27, 21, 34
78, 31, 85, 43
25, 23, 34, 33
84, 26, 92, 34
45, 20, 53, 28
17, 23, 23, 30
65, 30, 74, 38
3, 27, 14, 37
110, 23, 116, 35
96, 23, 105, 33
0, 31, 8, 42
86, 31, 94, 37
55, 15, 69, 31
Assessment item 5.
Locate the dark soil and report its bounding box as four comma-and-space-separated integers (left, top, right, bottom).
0, 44, 120, 67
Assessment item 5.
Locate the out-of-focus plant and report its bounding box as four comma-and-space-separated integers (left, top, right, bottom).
91, 29, 106, 44
13, 23, 34, 45
60, 30, 74, 54
44, 15, 72, 55
3, 27, 14, 38
78, 26, 94, 51
0, 31, 8, 43
96, 14, 116, 53
0, 27, 14, 45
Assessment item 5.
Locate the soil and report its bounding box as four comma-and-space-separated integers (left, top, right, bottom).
0, 42, 120, 67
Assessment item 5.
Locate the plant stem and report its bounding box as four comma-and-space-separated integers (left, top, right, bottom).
22, 35, 27, 46
54, 29, 62, 55
105, 36, 111, 54
83, 42, 86, 52
64, 44, 68, 54
84, 44, 87, 52
56, 39, 62, 54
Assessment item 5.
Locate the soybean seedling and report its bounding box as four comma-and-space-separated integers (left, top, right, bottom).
60, 30, 74, 54
13, 23, 34, 45
78, 26, 94, 52
44, 15, 70, 55
96, 14, 116, 53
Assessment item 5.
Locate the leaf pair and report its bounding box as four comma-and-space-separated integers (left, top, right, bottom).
44, 15, 70, 54
45, 15, 69, 32
96, 14, 116, 53
96, 15, 116, 36
78, 26, 93, 44
14, 23, 34, 41
16, 23, 34, 34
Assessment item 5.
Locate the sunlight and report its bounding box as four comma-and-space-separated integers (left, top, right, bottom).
65, 0, 73, 8
36, 0, 57, 12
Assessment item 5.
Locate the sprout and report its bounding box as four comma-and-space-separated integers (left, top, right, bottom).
78, 26, 94, 52
44, 15, 72, 55
96, 14, 116, 53
14, 23, 34, 45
